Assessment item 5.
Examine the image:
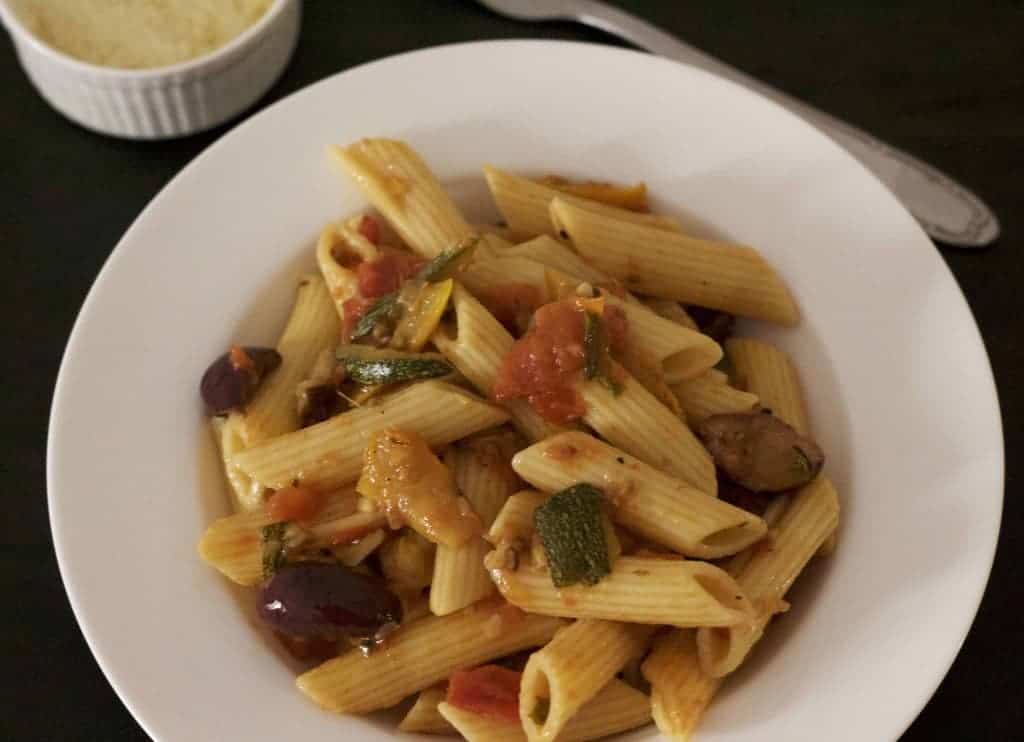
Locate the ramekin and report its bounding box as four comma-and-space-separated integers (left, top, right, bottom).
0, 0, 300, 139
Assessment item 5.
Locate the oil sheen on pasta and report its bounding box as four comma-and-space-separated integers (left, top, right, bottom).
8, 0, 273, 69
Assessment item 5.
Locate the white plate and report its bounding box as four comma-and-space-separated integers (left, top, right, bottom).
48, 41, 1002, 742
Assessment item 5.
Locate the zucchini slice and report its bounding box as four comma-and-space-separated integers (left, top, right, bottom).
533, 483, 611, 587
336, 346, 453, 386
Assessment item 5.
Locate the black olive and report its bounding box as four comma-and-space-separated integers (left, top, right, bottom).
199, 346, 281, 415
259, 563, 402, 643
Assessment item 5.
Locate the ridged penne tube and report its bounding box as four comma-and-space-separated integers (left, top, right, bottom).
238, 275, 340, 444
642, 630, 718, 742
432, 283, 565, 442
197, 488, 362, 585
330, 139, 475, 258
211, 415, 264, 512
333, 529, 387, 567
604, 294, 722, 384
296, 600, 564, 713
231, 381, 509, 491
580, 370, 717, 496
512, 433, 766, 558
643, 297, 699, 330
431, 435, 523, 615
483, 166, 681, 240
489, 557, 753, 627
551, 198, 799, 325
725, 338, 809, 434
520, 620, 653, 742
501, 235, 614, 286
399, 686, 453, 734
314, 222, 378, 320
671, 371, 760, 425
696, 476, 840, 677
724, 338, 837, 555
459, 255, 547, 298
440, 678, 651, 742
487, 490, 549, 545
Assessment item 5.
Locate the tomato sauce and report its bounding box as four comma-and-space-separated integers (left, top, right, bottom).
493, 300, 628, 424
355, 249, 425, 299
356, 215, 381, 245
266, 485, 324, 522
479, 283, 542, 333
446, 665, 523, 722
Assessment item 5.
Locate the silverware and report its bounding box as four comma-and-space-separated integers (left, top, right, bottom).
477, 0, 1000, 248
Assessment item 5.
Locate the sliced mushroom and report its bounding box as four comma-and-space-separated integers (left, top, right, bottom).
698, 411, 824, 493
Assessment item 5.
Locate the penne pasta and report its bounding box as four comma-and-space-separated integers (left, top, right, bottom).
643, 297, 699, 330
330, 139, 476, 258
483, 166, 681, 240
551, 198, 799, 325
296, 599, 564, 713
439, 678, 651, 742
488, 556, 753, 627
211, 414, 264, 512
580, 368, 717, 496
642, 630, 717, 742
431, 435, 523, 615
486, 490, 549, 546
399, 686, 454, 735
725, 337, 809, 434
500, 235, 614, 287
238, 275, 340, 445
671, 370, 760, 425
520, 619, 653, 742
314, 222, 378, 320
696, 476, 840, 677
197, 487, 366, 585
432, 283, 567, 442
231, 380, 509, 491
512, 432, 766, 558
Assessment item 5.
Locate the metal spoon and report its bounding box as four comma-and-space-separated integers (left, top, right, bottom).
477, 0, 1000, 247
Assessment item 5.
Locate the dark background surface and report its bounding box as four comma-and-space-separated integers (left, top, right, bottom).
2, 1, 1020, 739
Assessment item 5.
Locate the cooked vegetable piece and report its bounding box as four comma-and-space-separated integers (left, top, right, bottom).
358, 429, 482, 547
199, 345, 282, 415
336, 346, 453, 385
583, 310, 622, 394
260, 521, 311, 578
446, 665, 523, 722
419, 235, 481, 281
698, 411, 825, 492
390, 278, 455, 351
351, 292, 400, 340
349, 237, 477, 341
267, 485, 325, 523
258, 562, 402, 644
533, 484, 611, 587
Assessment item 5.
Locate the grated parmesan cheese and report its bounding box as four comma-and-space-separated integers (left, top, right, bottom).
7, 0, 273, 69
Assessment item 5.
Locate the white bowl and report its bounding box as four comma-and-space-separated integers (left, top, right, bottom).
0, 0, 300, 139
48, 42, 1002, 741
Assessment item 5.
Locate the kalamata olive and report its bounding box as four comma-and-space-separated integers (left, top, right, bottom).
698, 411, 825, 493
259, 563, 402, 643
200, 346, 281, 415
687, 305, 735, 343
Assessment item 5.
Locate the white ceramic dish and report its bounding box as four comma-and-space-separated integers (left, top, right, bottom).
0, 0, 299, 139
47, 41, 1002, 741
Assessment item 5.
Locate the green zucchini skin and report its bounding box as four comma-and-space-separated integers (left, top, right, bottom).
336, 346, 453, 385
533, 483, 611, 587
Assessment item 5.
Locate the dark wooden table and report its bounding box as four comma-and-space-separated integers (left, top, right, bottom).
3, 1, 1020, 739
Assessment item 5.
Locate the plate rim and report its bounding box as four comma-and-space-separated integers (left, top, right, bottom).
46, 38, 1005, 742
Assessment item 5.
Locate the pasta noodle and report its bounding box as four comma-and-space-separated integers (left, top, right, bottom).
551, 198, 799, 325
399, 686, 454, 734
231, 380, 509, 491
512, 432, 766, 558
489, 556, 753, 627
296, 599, 563, 713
